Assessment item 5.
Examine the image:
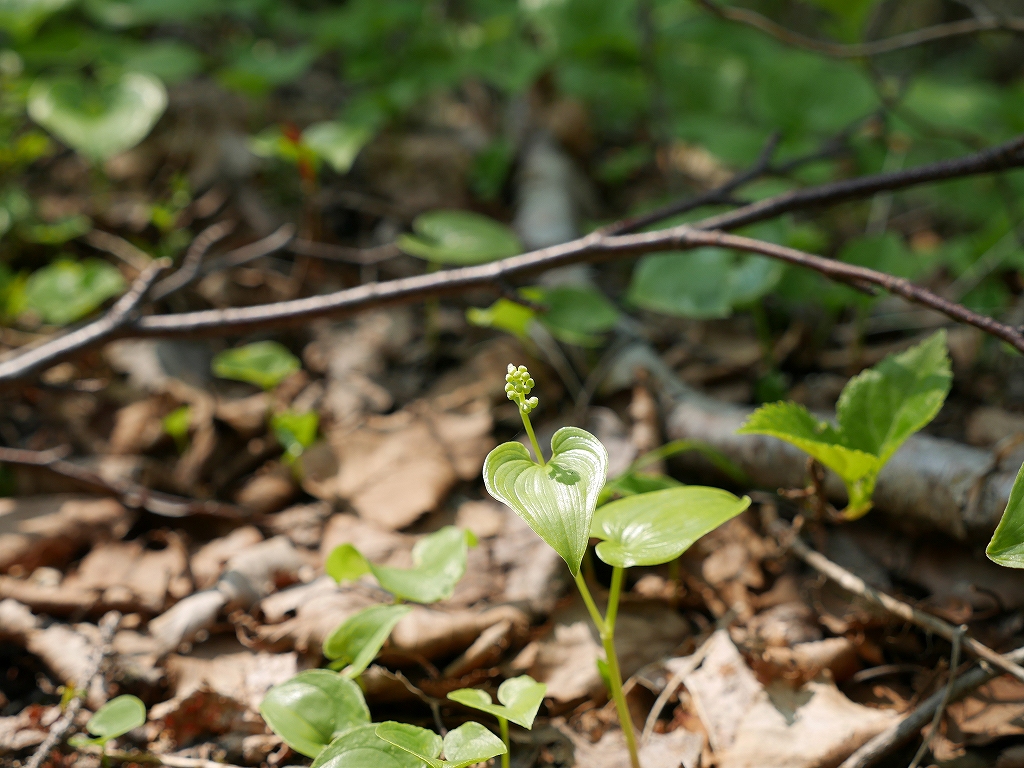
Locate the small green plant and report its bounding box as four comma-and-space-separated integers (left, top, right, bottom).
271, 410, 320, 465
484, 364, 749, 768
376, 721, 507, 768
322, 604, 412, 677
448, 675, 546, 768
212, 341, 301, 391
398, 210, 521, 266
467, 285, 620, 347
17, 257, 126, 326
738, 330, 951, 518
68, 694, 147, 753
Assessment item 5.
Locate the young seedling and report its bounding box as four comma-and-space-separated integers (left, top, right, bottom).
259, 669, 371, 758
322, 603, 412, 678
68, 694, 147, 754
447, 675, 546, 768
738, 330, 951, 518
376, 721, 507, 768
484, 364, 749, 768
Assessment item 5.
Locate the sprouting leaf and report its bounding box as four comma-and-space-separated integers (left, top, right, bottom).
376, 721, 506, 768
325, 526, 475, 604
447, 675, 546, 729
212, 341, 301, 391
591, 487, 750, 568
21, 258, 126, 326
323, 604, 412, 677
271, 410, 319, 462
84, 694, 146, 743
311, 723, 428, 768
466, 298, 535, 341
739, 331, 951, 518
162, 405, 191, 454
483, 426, 608, 577
987, 462, 1024, 568
259, 669, 370, 759
303, 121, 372, 174
0, 0, 75, 39
398, 210, 521, 266
28, 72, 167, 163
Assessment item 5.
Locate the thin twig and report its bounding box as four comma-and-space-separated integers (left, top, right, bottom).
25, 611, 121, 768
769, 516, 1024, 684
82, 230, 154, 273
908, 626, 965, 768
150, 220, 237, 300
640, 636, 713, 743
288, 238, 401, 265
0, 258, 168, 381
200, 223, 296, 274
695, 0, 1024, 58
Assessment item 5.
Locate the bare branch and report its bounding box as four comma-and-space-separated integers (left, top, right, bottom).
695, 0, 1024, 58
149, 219, 236, 301
287, 238, 401, 265
200, 223, 295, 274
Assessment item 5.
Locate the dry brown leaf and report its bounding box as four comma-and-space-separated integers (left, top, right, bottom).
319, 513, 412, 566
947, 675, 1024, 744
216, 392, 270, 437
234, 461, 297, 515
191, 526, 264, 591
0, 574, 99, 615
264, 502, 330, 549
746, 602, 822, 648
558, 723, 702, 768
0, 707, 51, 754
108, 396, 173, 455
0, 495, 132, 572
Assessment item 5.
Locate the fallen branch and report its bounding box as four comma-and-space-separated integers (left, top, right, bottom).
24, 611, 121, 768
695, 0, 1024, 58
149, 220, 236, 301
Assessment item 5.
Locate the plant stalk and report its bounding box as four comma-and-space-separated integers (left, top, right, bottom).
499, 716, 510, 768
520, 409, 545, 466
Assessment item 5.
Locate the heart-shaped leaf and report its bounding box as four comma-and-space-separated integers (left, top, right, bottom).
987, 461, 1024, 568
303, 121, 372, 174
86, 694, 146, 742
28, 72, 167, 163
326, 526, 475, 604
323, 604, 412, 677
212, 340, 301, 391
591, 487, 751, 568
259, 669, 370, 758
398, 210, 521, 266
484, 426, 608, 576
21, 258, 126, 326
311, 723, 431, 768
376, 722, 506, 768
447, 675, 546, 729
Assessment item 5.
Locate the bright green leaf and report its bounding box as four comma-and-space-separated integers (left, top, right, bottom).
86, 694, 146, 742
303, 121, 372, 174
162, 405, 191, 454
0, 0, 74, 38
466, 298, 535, 341
271, 410, 319, 462
398, 210, 521, 266
483, 426, 608, 576
212, 341, 301, 391
259, 670, 370, 759
28, 72, 167, 163
447, 675, 546, 729
22, 258, 126, 326
311, 723, 431, 768
17, 214, 92, 244
376, 721, 506, 768
374, 723, 444, 768
591, 487, 750, 568
987, 462, 1024, 568
323, 604, 412, 677
326, 526, 473, 604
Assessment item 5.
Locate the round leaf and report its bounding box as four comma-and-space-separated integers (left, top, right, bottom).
259, 670, 370, 758
442, 722, 506, 768
484, 426, 608, 577
211, 341, 300, 391
591, 487, 751, 568
374, 722, 444, 768
86, 694, 146, 741
22, 258, 126, 326
325, 544, 372, 583
28, 72, 167, 163
447, 675, 546, 729
322, 604, 412, 677
398, 210, 521, 266
313, 723, 433, 768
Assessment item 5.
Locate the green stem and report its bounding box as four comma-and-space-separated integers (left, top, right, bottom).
499, 716, 510, 768
573, 571, 606, 635
520, 409, 545, 466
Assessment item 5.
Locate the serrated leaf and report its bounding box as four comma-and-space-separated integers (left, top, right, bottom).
259, 670, 370, 759
323, 604, 412, 677
376, 722, 506, 768
398, 210, 521, 266
590, 487, 750, 568
212, 340, 300, 391
28, 72, 167, 163
447, 675, 546, 729
86, 694, 146, 741
303, 121, 372, 174
22, 258, 126, 326
326, 526, 473, 604
987, 462, 1024, 568
312, 723, 432, 768
374, 723, 444, 768
484, 426, 607, 577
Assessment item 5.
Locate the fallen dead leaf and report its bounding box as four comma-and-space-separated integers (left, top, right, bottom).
191, 526, 264, 591
557, 722, 702, 768
947, 675, 1024, 744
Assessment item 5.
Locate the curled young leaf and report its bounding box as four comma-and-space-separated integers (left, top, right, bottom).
447, 675, 546, 729
591, 487, 751, 568
259, 669, 370, 758
311, 723, 431, 768
484, 426, 608, 576
323, 604, 412, 677
326, 526, 474, 604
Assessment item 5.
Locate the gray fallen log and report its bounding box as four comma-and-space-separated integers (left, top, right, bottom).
608, 343, 1017, 540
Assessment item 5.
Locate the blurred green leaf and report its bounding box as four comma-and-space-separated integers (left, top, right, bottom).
17, 214, 92, 244
399, 210, 521, 265
212, 341, 301, 391
526, 286, 620, 347
303, 121, 372, 174
22, 258, 125, 326
323, 604, 412, 677
271, 410, 319, 463
162, 405, 191, 454
85, 694, 146, 743
0, 0, 75, 39
466, 298, 535, 340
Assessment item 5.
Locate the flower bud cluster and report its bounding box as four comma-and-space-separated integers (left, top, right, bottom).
505, 364, 539, 414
